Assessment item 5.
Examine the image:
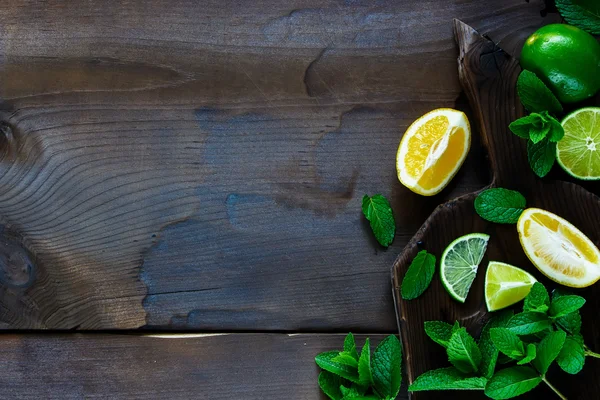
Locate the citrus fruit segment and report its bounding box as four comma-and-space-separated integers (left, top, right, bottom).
521, 24, 600, 103
440, 233, 490, 303
485, 261, 537, 312
557, 107, 600, 180
517, 208, 600, 288
396, 108, 471, 196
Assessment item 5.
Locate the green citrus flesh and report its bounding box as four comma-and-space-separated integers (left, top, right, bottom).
521, 24, 600, 104
485, 261, 537, 312
440, 233, 490, 303
557, 107, 600, 180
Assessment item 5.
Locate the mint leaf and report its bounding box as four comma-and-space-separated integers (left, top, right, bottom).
474, 188, 525, 224
490, 328, 525, 360
424, 320, 454, 348
340, 386, 360, 398
344, 333, 360, 361
557, 335, 585, 374
529, 124, 551, 144
523, 282, 549, 313
556, 0, 600, 35
401, 250, 436, 300
517, 70, 563, 114
479, 310, 514, 379
517, 343, 537, 365
341, 395, 379, 400
372, 335, 402, 399
532, 330, 566, 375
484, 366, 542, 399
509, 115, 539, 139
318, 371, 344, 400
556, 310, 582, 335
549, 295, 586, 319
527, 138, 556, 178
333, 353, 359, 368
447, 327, 482, 374
548, 116, 565, 142
362, 194, 395, 247
316, 351, 360, 383
358, 338, 372, 387
409, 367, 487, 391
506, 312, 551, 335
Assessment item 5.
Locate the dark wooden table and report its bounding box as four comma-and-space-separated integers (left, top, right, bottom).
0, 1, 559, 398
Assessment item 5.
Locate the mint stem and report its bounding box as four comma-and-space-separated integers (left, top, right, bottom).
542, 376, 568, 400
584, 345, 600, 359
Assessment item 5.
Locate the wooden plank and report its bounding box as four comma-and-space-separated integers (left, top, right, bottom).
0, 0, 552, 329
0, 332, 405, 400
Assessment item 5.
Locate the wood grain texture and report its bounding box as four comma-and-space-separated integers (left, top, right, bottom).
0, 0, 553, 329
392, 20, 600, 400
0, 332, 405, 400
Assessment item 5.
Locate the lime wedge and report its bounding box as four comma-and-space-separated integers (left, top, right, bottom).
557, 107, 600, 180
485, 261, 537, 312
440, 233, 490, 303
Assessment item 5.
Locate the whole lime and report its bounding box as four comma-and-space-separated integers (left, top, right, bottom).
521, 23, 600, 104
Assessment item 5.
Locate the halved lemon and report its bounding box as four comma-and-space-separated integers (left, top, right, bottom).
517, 208, 600, 288
485, 261, 537, 312
557, 107, 600, 180
396, 108, 471, 196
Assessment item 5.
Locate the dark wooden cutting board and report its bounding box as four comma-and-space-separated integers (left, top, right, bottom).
392, 20, 600, 400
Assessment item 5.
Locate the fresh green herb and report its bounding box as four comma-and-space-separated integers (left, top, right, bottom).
490, 328, 525, 360
556, 0, 600, 35
362, 194, 395, 247
517, 344, 537, 365
447, 327, 482, 374
506, 312, 551, 335
516, 70, 563, 114
474, 188, 526, 224
315, 334, 401, 400
484, 366, 542, 399
532, 330, 566, 375
409, 367, 487, 391
555, 310, 582, 335
509, 111, 564, 144
424, 320, 458, 348
549, 295, 586, 319
372, 335, 402, 399
479, 311, 514, 379
527, 138, 556, 178
401, 250, 436, 300
523, 282, 549, 313
557, 335, 585, 374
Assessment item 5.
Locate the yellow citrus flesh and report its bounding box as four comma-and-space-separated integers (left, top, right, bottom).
517, 208, 600, 288
485, 261, 537, 312
396, 108, 471, 196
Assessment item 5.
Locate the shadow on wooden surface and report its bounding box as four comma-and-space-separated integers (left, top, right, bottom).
0, 0, 553, 329
392, 20, 600, 400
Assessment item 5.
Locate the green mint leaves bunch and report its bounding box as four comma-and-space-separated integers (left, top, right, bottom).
510, 70, 564, 178
315, 333, 402, 400
362, 194, 396, 247
409, 282, 600, 399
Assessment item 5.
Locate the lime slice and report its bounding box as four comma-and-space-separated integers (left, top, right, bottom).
485, 261, 537, 312
440, 233, 490, 303
557, 107, 600, 180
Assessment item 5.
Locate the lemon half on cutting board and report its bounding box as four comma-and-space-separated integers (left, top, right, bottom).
396, 108, 471, 196
517, 208, 600, 288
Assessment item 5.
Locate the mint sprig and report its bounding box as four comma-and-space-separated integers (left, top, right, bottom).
516, 70, 563, 114
474, 188, 525, 224
362, 194, 395, 247
509, 111, 564, 144
401, 250, 436, 300
556, 0, 600, 35
315, 334, 401, 400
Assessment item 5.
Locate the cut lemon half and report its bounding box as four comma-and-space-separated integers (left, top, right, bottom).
557, 107, 600, 180
440, 233, 490, 303
485, 261, 537, 312
396, 108, 471, 196
517, 208, 600, 288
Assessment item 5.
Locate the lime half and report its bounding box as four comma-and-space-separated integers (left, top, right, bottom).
440, 233, 490, 303
485, 261, 537, 312
557, 107, 600, 180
